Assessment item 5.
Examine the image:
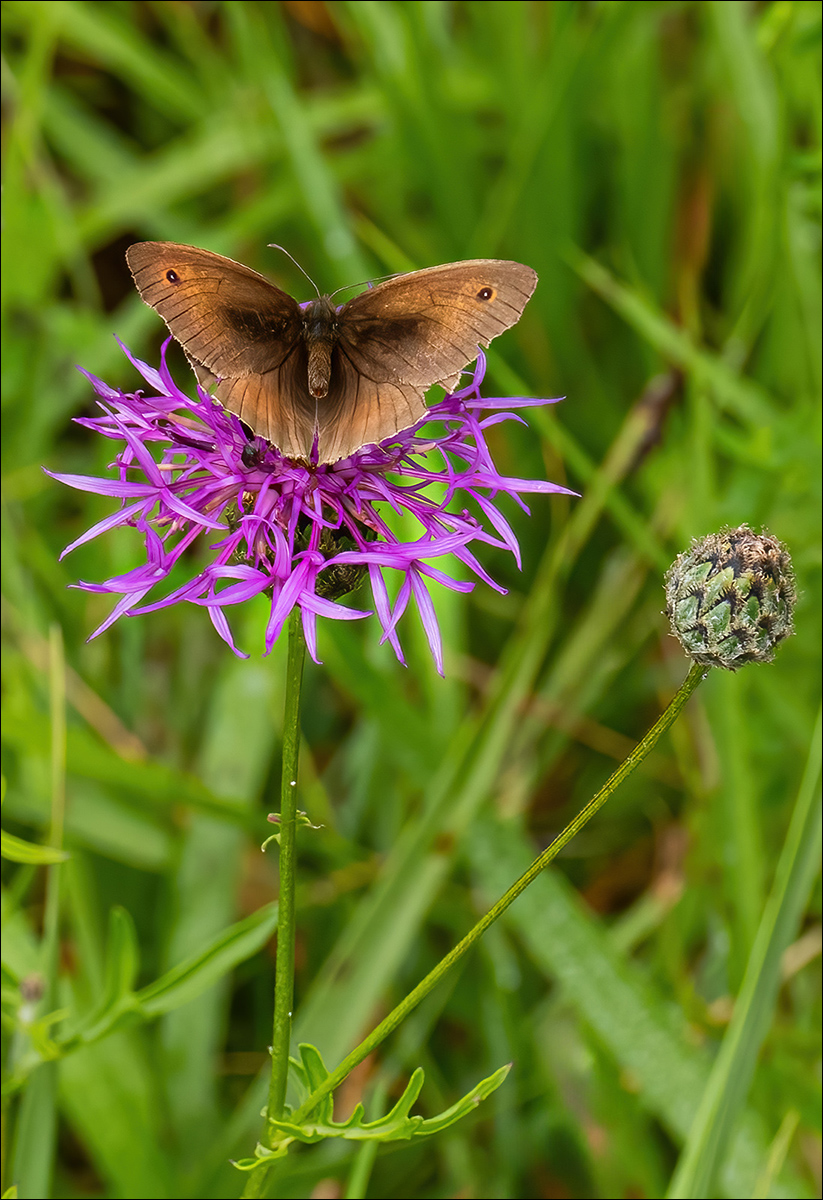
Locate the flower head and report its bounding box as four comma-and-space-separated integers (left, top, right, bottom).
51, 341, 573, 673
665, 526, 796, 670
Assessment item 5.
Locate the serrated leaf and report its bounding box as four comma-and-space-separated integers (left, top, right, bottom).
366, 1067, 425, 1131
270, 1044, 510, 1145
290, 1042, 334, 1124
413, 1063, 511, 1136
231, 1140, 293, 1172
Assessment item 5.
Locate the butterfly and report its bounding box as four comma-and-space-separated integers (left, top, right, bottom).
126, 242, 538, 463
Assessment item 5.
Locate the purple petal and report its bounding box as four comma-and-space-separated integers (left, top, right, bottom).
467, 394, 565, 409
46, 470, 159, 499
408, 570, 444, 675
58, 500, 148, 557
265, 560, 313, 649
416, 563, 474, 593
115, 338, 167, 393
87, 591, 152, 640
300, 605, 320, 664
206, 605, 249, 658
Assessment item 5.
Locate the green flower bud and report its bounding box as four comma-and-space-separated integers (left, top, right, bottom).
665, 526, 796, 670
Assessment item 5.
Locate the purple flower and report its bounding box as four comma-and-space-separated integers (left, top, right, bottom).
51, 341, 574, 673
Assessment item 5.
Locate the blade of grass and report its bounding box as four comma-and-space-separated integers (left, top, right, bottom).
58, 1030, 174, 1197
666, 706, 822, 1199
10, 627, 66, 1199
710, 672, 766, 974
225, 3, 366, 285
567, 247, 775, 427
467, 809, 811, 1200
18, 0, 204, 121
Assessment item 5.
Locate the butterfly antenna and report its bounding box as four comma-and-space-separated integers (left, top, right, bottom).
328, 270, 404, 302
267, 244, 321, 297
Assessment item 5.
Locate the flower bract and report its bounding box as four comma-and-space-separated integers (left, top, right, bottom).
665, 526, 796, 670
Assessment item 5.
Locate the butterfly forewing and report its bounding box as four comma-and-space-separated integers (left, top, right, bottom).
126, 243, 303, 379
336, 260, 538, 390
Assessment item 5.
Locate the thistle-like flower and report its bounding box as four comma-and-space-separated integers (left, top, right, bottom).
51, 342, 573, 672
665, 526, 796, 670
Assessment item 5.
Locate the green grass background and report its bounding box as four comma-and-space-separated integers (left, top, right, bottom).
1, 2, 820, 1197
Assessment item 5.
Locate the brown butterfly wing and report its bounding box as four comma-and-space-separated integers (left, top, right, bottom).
126, 242, 318, 450
316, 354, 426, 462
212, 350, 320, 459
336, 260, 538, 394
128, 245, 538, 463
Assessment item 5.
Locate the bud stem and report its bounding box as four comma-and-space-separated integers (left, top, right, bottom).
284, 661, 707, 1127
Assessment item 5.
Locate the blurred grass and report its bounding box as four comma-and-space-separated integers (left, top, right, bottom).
1, 2, 820, 1198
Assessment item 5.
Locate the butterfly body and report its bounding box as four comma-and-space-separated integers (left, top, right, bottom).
301, 296, 338, 399
126, 242, 537, 462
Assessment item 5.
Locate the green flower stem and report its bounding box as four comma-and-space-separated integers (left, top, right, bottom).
268, 609, 307, 1125
242, 611, 307, 1200
288, 661, 706, 1126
